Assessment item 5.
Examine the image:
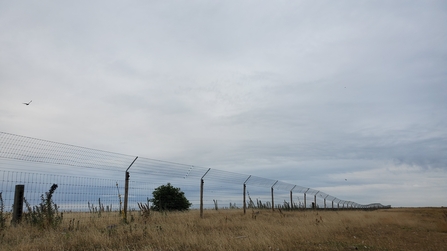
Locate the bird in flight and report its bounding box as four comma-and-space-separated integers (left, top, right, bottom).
23, 100, 32, 105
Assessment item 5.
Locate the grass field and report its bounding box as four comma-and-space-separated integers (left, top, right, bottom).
1, 208, 446, 250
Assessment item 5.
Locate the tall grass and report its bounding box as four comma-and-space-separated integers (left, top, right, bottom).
0, 208, 446, 250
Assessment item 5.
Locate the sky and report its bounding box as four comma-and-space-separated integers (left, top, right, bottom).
1, 1, 446, 207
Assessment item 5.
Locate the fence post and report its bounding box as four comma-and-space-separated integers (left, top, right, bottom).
200, 179, 204, 216
124, 171, 130, 219
271, 180, 278, 211
304, 188, 309, 210
243, 175, 251, 214
314, 191, 319, 210
304, 193, 306, 209
12, 184, 25, 225
200, 168, 211, 218
124, 156, 138, 221
290, 185, 296, 210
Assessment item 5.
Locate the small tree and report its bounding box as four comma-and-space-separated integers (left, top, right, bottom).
150, 183, 191, 211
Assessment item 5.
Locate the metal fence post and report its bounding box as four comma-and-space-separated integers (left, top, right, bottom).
243, 175, 251, 214
12, 184, 25, 225
200, 168, 211, 218
124, 156, 138, 221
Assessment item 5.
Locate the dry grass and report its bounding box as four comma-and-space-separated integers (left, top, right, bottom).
0, 208, 446, 250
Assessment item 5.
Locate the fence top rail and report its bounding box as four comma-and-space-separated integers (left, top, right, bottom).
0, 132, 136, 171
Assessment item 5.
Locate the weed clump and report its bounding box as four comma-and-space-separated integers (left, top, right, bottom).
23, 184, 63, 229
137, 198, 151, 218
0, 192, 7, 230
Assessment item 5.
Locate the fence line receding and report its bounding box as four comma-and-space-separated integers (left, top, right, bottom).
0, 131, 390, 220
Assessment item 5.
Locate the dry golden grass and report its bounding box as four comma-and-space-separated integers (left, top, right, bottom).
0, 208, 446, 250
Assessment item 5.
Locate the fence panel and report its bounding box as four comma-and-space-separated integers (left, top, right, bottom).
0, 131, 390, 219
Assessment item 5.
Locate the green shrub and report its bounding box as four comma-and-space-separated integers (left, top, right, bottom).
150, 183, 191, 211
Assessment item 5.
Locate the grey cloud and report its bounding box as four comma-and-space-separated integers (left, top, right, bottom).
1, 0, 446, 207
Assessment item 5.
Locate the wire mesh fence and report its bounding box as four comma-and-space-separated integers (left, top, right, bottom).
0, 131, 389, 220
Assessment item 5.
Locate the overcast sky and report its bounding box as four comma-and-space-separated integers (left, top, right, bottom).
1, 1, 446, 207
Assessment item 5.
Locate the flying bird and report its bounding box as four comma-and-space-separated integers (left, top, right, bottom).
23, 100, 32, 105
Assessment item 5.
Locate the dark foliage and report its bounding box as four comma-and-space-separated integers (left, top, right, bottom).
150, 183, 191, 211
23, 184, 63, 229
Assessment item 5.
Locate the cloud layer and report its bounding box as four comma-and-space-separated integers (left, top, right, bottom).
1, 1, 446, 207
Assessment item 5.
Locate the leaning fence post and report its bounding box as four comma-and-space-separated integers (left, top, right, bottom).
200, 168, 211, 218
12, 184, 25, 225
243, 175, 251, 214
124, 156, 138, 221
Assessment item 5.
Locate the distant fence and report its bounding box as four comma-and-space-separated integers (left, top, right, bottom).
0, 131, 390, 219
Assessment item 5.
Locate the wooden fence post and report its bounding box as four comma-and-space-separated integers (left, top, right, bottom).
200, 168, 211, 218
290, 185, 296, 210
303, 188, 309, 210
243, 175, 250, 214
124, 156, 138, 221
243, 183, 246, 214
271, 181, 278, 212
200, 178, 204, 217
12, 184, 25, 225
123, 171, 130, 220
304, 193, 306, 209
313, 191, 319, 210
